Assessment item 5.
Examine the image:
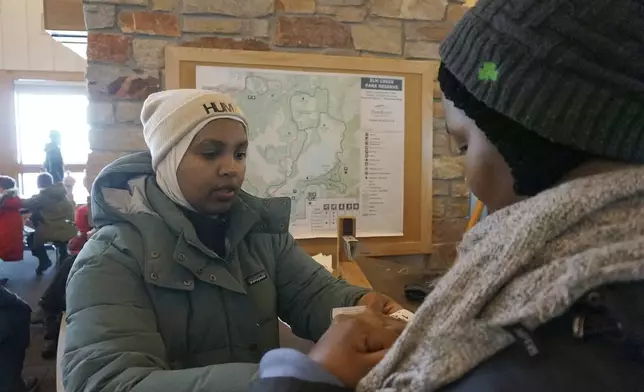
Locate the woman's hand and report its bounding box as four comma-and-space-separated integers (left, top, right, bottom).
358, 292, 404, 315
308, 310, 406, 388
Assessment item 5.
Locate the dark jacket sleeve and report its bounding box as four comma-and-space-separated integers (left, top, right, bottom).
21, 191, 50, 212
0, 287, 31, 343
251, 378, 351, 392
440, 283, 644, 392
250, 348, 351, 392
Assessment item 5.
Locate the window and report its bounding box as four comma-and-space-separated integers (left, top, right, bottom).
13, 80, 89, 204
14, 82, 89, 165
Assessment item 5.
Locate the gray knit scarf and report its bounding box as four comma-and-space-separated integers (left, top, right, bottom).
358, 167, 644, 391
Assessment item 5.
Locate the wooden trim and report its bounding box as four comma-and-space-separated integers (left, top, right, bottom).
420, 64, 436, 254
0, 72, 19, 179
0, 164, 88, 179
338, 260, 372, 289
166, 47, 436, 257
20, 164, 86, 173
43, 0, 86, 32
6, 70, 85, 82
166, 47, 434, 90
14, 83, 87, 95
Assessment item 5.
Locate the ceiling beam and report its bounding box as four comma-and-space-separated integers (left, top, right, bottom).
43, 0, 85, 32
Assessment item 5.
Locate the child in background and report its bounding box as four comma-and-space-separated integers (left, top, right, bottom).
44, 130, 64, 183
62, 171, 76, 206
22, 173, 76, 275
67, 196, 91, 255
0, 176, 24, 264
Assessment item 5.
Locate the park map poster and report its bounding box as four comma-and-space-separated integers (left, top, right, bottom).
196, 66, 405, 239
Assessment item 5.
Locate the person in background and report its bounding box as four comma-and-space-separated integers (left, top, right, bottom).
0, 176, 24, 263
32, 195, 95, 359
62, 89, 402, 392
22, 173, 76, 275
62, 171, 76, 206
0, 286, 39, 392
251, 0, 644, 391
44, 130, 64, 183
0, 176, 24, 286
67, 197, 91, 255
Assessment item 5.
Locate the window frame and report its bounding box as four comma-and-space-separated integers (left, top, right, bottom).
0, 71, 87, 200
14, 81, 89, 166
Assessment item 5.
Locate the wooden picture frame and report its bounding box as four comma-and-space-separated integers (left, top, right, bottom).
166, 47, 436, 257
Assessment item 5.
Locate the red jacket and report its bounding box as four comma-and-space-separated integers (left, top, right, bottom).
68, 204, 90, 255
0, 194, 24, 262
74, 204, 90, 234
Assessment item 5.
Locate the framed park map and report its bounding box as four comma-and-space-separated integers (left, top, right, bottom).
166, 47, 436, 257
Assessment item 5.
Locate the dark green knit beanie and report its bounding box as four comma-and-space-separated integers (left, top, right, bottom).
440, 0, 644, 163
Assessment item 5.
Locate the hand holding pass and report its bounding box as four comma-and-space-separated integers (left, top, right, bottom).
308, 310, 406, 388
357, 292, 404, 315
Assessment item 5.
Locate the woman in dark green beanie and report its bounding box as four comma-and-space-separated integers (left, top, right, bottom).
249, 0, 644, 391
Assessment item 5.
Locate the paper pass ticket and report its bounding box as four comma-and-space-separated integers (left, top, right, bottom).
331, 306, 414, 322
332, 306, 367, 319
389, 309, 414, 322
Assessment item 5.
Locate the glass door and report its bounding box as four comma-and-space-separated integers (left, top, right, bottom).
13, 80, 89, 203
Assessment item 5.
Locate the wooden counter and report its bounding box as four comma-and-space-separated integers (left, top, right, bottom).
340, 256, 443, 312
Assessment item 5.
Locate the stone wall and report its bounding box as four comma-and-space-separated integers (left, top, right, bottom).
83, 0, 469, 268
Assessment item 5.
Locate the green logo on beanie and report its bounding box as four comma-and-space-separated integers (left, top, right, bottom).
478, 62, 499, 82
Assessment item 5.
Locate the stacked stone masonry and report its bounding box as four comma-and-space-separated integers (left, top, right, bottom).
84, 0, 469, 269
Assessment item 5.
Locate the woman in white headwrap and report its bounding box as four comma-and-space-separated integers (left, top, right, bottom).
61, 89, 402, 392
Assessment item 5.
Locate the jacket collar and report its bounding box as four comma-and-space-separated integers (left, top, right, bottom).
93, 152, 292, 289
140, 176, 289, 293
94, 152, 292, 243
142, 176, 291, 255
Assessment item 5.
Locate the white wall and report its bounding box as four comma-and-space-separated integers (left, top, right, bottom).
0, 0, 86, 72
